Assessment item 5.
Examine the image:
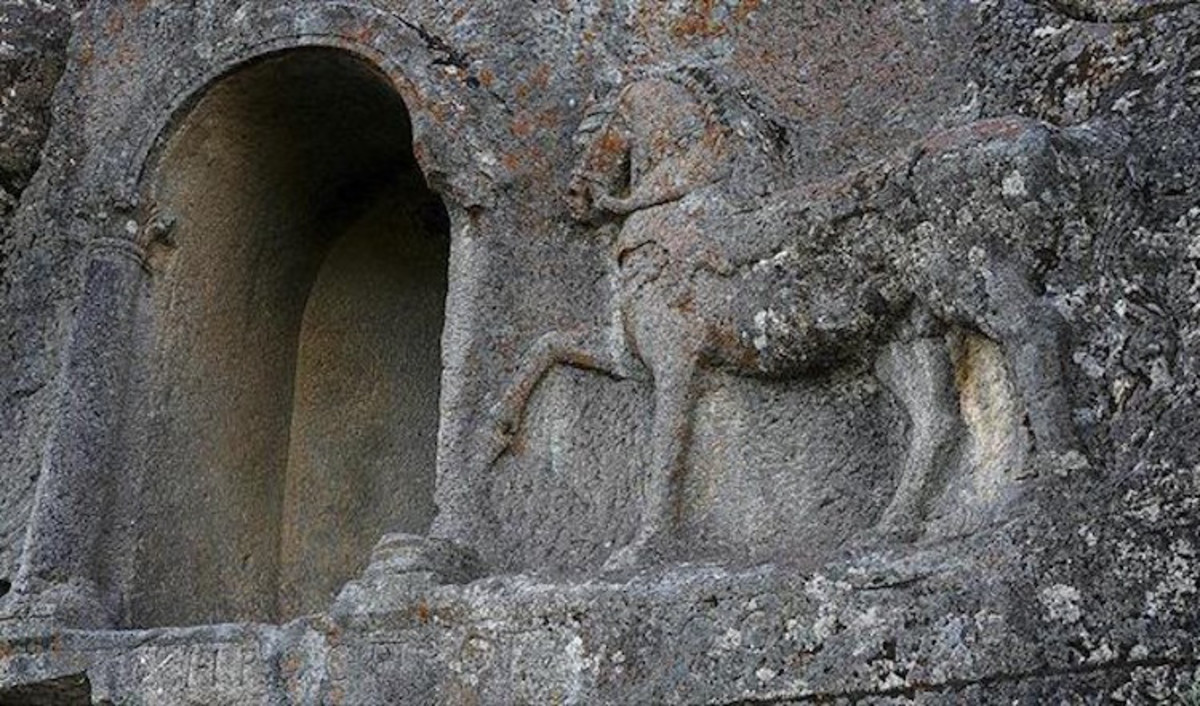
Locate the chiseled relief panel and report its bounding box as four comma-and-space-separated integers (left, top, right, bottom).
483, 66, 1115, 575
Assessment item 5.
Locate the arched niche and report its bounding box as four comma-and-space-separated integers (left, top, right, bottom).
129, 48, 448, 627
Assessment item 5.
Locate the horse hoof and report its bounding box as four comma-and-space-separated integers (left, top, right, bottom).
852, 522, 920, 550
1043, 449, 1091, 477
489, 406, 517, 440
602, 541, 648, 573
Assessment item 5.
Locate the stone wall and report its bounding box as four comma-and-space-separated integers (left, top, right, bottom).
1, 0, 1197, 702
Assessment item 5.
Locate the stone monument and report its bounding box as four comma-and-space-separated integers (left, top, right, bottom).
0, 0, 1197, 702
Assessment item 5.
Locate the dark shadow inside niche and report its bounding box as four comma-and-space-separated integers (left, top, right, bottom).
0, 672, 93, 706
129, 48, 449, 628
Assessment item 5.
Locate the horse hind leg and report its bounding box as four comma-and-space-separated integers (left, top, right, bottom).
867, 336, 963, 544
981, 267, 1085, 464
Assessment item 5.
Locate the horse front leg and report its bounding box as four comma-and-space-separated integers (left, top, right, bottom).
484, 328, 629, 464
604, 346, 701, 571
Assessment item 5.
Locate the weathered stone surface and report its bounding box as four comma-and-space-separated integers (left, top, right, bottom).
0, 0, 1197, 702
0, 0, 77, 607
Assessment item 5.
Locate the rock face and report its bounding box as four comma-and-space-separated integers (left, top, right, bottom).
1, 0, 1198, 703
0, 0, 78, 611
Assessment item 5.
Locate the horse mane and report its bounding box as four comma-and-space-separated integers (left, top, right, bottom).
571, 64, 798, 203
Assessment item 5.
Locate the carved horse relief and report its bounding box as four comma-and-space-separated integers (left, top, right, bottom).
489, 70, 1114, 570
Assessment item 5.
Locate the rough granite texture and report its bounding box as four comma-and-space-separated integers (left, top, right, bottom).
0, 0, 78, 605
0, 0, 1198, 703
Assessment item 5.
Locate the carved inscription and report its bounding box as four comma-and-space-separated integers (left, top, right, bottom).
113, 642, 264, 701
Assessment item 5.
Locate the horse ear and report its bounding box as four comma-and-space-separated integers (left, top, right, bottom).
572, 87, 624, 150
570, 89, 634, 200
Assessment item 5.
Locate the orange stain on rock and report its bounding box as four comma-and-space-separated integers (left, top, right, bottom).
352, 25, 375, 45
511, 115, 534, 138
672, 0, 726, 38
732, 0, 761, 23
104, 9, 124, 35
528, 64, 551, 89
78, 40, 95, 67
426, 101, 450, 124
598, 130, 627, 158
535, 108, 560, 130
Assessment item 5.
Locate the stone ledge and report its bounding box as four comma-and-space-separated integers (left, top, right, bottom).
1, 528, 1196, 704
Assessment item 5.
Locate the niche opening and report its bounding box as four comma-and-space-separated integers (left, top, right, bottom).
131, 48, 448, 627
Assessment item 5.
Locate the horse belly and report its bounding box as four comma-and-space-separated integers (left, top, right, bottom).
722, 252, 900, 377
